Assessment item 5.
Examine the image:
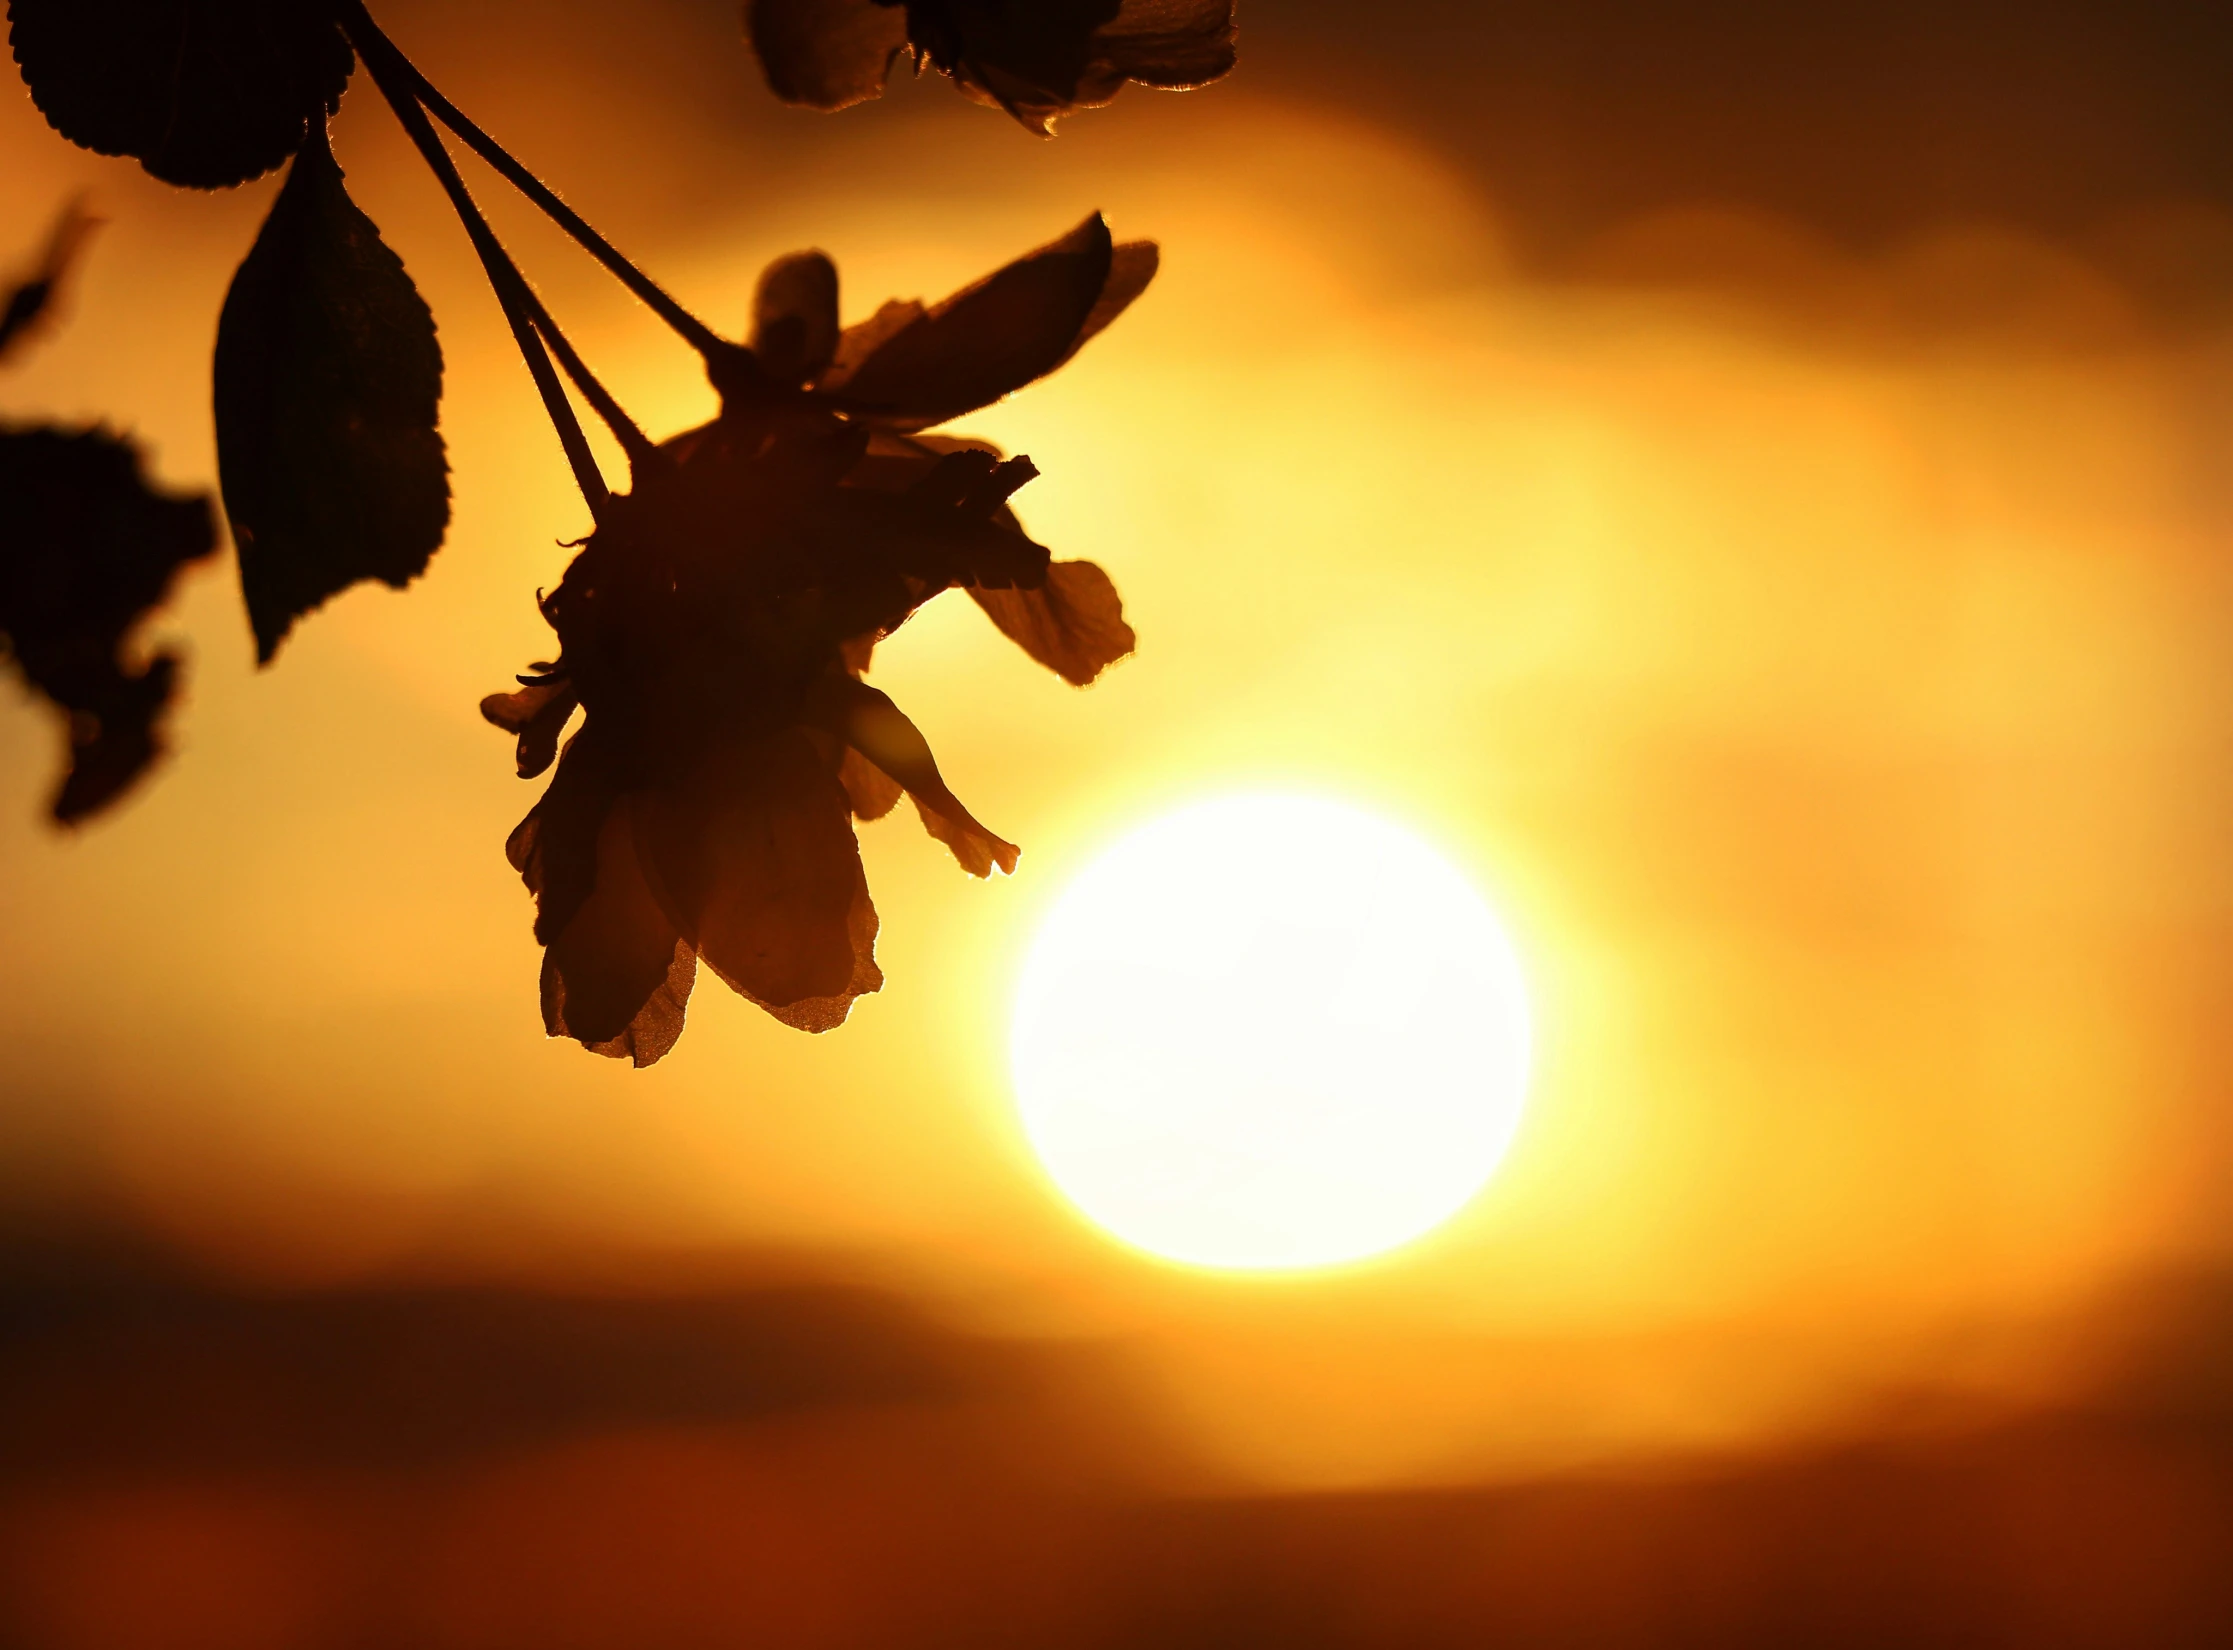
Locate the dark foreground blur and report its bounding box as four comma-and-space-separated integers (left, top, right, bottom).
5, 1250, 2231, 1649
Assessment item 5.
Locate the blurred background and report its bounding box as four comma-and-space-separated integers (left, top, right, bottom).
5, 0, 2233, 1642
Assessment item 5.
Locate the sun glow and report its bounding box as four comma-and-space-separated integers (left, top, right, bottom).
1009, 795, 1533, 1271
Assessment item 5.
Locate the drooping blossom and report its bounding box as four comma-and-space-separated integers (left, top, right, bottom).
746, 0, 1236, 133
483, 214, 1146, 1064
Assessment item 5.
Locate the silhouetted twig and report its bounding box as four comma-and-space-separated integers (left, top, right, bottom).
337, 0, 742, 374
337, 1, 611, 515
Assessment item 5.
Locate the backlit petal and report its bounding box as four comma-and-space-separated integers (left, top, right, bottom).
540, 795, 696, 1066
745, 0, 910, 110
838, 743, 905, 820
1095, 0, 1238, 90
832, 677, 1019, 876
819, 215, 1120, 430
969, 558, 1135, 686
637, 730, 882, 1022
507, 724, 620, 946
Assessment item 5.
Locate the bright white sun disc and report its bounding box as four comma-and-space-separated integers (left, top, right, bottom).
1009, 794, 1532, 1271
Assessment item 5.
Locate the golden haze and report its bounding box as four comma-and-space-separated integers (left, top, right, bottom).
1, 0, 2230, 1505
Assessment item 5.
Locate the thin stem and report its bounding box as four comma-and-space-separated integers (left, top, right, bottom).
341, 1, 736, 366
525, 299, 658, 470
337, 0, 610, 515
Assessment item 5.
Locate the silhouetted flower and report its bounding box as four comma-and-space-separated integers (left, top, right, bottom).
0, 205, 218, 824
484, 215, 1147, 1063
747, 0, 1236, 133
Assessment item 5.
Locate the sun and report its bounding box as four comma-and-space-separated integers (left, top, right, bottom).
1008, 794, 1533, 1271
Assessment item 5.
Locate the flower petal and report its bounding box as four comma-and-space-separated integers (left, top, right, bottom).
836, 433, 1051, 592
559, 939, 696, 1067
902, 0, 1233, 130
756, 876, 882, 1034
823, 297, 925, 392
909, 793, 1019, 879
838, 744, 904, 820
744, 0, 909, 111
636, 729, 883, 1025
750, 250, 841, 385
920, 0, 1120, 131
506, 724, 619, 947
1065, 240, 1157, 364
968, 558, 1135, 686
479, 678, 579, 779
818, 214, 1133, 431
1090, 0, 1238, 93
540, 795, 697, 1066
827, 677, 1018, 877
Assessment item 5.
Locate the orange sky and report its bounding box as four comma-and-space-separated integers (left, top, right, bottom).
4, 0, 2233, 1492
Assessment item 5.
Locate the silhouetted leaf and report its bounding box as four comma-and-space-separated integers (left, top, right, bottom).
214, 128, 449, 664
0, 425, 217, 823
747, 0, 1236, 131
818, 214, 1148, 429
8, 0, 353, 189
0, 198, 98, 367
